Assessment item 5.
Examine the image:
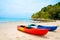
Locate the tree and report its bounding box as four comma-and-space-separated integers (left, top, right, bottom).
31, 2, 60, 20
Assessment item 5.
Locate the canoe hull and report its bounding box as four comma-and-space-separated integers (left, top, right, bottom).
37, 25, 58, 31
24, 28, 48, 35
17, 26, 48, 36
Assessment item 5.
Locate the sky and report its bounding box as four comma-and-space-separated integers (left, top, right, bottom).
0, 0, 60, 19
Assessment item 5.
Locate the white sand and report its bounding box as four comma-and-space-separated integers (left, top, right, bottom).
0, 21, 60, 40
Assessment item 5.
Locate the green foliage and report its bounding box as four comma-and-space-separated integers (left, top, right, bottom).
32, 13, 39, 18
31, 2, 60, 20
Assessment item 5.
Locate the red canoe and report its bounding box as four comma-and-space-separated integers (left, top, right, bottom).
17, 25, 48, 36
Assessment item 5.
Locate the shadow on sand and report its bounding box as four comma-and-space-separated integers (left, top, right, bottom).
49, 31, 57, 33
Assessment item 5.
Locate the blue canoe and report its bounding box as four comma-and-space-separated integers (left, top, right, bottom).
28, 24, 58, 31
37, 25, 58, 31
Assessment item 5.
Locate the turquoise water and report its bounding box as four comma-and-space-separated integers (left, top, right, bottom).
0, 18, 32, 22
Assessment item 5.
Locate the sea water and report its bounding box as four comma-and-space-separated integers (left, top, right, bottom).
0, 18, 33, 23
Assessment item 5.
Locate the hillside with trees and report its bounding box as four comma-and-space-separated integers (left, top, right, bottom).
31, 2, 60, 20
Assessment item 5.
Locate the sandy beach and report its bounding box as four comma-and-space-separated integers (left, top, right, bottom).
0, 21, 60, 40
